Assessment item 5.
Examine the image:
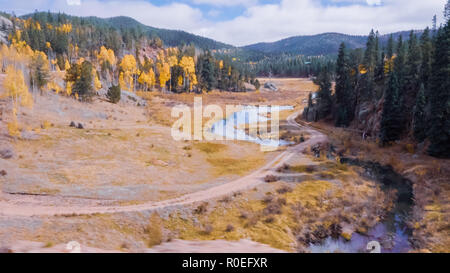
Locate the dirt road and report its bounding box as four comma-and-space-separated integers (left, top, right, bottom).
0, 111, 326, 217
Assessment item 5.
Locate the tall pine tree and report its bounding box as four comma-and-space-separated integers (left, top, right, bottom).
335, 42, 353, 127
381, 72, 403, 145
428, 21, 450, 158
413, 84, 427, 142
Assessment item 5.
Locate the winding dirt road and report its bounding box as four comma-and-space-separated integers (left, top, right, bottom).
0, 111, 326, 217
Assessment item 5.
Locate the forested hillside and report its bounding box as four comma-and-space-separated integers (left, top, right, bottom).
303, 17, 449, 158
243, 31, 424, 57
19, 12, 232, 51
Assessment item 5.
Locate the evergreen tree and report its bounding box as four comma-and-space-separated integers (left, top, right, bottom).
413, 84, 427, 142
403, 31, 422, 131
445, 0, 450, 20
380, 72, 403, 145
314, 69, 333, 120
387, 35, 394, 58
428, 22, 450, 158
335, 43, 353, 127
65, 60, 94, 100
107, 85, 121, 104
197, 52, 217, 92
420, 28, 433, 89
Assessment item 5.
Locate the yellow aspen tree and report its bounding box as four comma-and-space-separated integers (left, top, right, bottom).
179, 56, 197, 91
120, 54, 137, 91
66, 81, 73, 96
3, 65, 33, 108
64, 60, 71, 71
92, 68, 102, 91
138, 71, 150, 91
2, 66, 33, 137
148, 68, 156, 90
158, 61, 170, 90
119, 72, 126, 90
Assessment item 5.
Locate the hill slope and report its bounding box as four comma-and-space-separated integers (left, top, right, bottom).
243, 31, 423, 56
20, 13, 233, 50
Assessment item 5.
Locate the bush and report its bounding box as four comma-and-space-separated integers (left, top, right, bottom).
194, 202, 208, 214
203, 224, 213, 235
225, 224, 235, 232
107, 85, 121, 104
264, 175, 278, 183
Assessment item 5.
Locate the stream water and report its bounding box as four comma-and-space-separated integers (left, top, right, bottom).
210, 105, 294, 147
309, 159, 414, 253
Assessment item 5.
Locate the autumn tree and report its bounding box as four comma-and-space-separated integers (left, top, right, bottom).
2, 66, 33, 137
119, 54, 137, 91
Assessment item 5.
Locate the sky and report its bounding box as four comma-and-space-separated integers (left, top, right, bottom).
0, 0, 447, 46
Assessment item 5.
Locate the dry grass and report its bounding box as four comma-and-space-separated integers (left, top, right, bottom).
207, 156, 264, 176
146, 213, 163, 247
194, 142, 227, 154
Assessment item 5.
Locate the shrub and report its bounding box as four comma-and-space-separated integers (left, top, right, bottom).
107, 85, 121, 104
264, 175, 278, 183
276, 185, 293, 194
276, 164, 290, 173
225, 224, 235, 232
194, 202, 208, 214
203, 224, 213, 235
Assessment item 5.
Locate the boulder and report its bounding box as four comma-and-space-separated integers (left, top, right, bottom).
264, 82, 278, 91
0, 148, 14, 159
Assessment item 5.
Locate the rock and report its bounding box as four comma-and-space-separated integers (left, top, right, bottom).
70, 121, 77, 127
264, 82, 278, 91
0, 170, 6, 176
0, 148, 14, 159
21, 131, 39, 140
243, 82, 256, 92
120, 91, 147, 107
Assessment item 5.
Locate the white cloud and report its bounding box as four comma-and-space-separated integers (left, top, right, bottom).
199, 0, 447, 45
66, 0, 81, 6
191, 0, 258, 7
0, 0, 446, 46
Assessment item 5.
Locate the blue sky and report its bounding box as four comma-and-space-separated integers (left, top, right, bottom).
0, 0, 446, 46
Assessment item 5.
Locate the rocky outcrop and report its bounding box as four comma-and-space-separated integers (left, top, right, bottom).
120, 91, 147, 107
264, 82, 278, 91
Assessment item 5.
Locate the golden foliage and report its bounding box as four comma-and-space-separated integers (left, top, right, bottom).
2, 65, 33, 108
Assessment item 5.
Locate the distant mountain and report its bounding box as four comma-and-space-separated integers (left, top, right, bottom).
242, 31, 424, 56
20, 13, 233, 50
